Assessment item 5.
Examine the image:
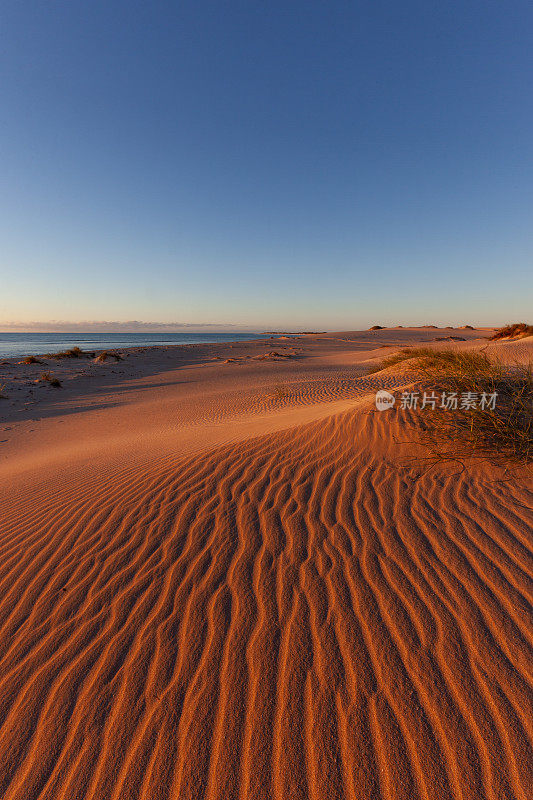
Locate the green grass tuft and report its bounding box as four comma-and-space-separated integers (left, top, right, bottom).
368, 347, 493, 375
380, 349, 533, 466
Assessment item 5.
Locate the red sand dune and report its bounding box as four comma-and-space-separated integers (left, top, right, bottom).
0, 329, 531, 799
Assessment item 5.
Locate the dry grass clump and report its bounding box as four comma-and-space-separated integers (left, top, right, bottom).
40, 372, 62, 387
257, 351, 294, 361
272, 385, 290, 399
0, 384, 7, 399
95, 351, 122, 362
21, 355, 42, 365
385, 349, 533, 466
490, 322, 533, 341
369, 347, 492, 374
45, 346, 85, 359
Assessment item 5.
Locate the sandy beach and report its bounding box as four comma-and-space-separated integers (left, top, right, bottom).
0, 327, 531, 799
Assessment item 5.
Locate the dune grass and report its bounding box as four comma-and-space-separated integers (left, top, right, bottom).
45, 346, 85, 359
0, 384, 7, 399
420, 364, 532, 467
21, 355, 42, 365
95, 351, 123, 362
40, 372, 62, 387
490, 322, 533, 340
372, 347, 533, 466
368, 346, 493, 374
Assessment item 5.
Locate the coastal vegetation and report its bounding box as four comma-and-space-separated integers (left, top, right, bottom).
371, 347, 533, 465
490, 322, 533, 340
39, 372, 62, 387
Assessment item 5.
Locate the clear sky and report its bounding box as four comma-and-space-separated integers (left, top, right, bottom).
2, 1, 532, 330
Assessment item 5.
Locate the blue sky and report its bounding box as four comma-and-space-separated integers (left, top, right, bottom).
1, 1, 532, 330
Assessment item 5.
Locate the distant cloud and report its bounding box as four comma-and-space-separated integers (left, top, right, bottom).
0, 320, 244, 332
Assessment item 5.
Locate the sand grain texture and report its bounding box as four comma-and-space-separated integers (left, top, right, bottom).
0, 329, 531, 799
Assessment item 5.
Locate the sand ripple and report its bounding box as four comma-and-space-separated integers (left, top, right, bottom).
0, 408, 531, 799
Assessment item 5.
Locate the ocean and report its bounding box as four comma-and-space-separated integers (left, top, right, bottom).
0, 332, 271, 359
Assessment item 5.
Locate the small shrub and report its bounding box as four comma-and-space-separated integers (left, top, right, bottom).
21, 355, 42, 365
45, 346, 85, 359
40, 372, 62, 387
95, 350, 122, 362
257, 351, 294, 360
490, 323, 533, 341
